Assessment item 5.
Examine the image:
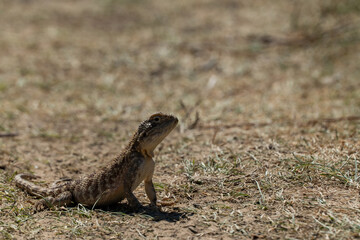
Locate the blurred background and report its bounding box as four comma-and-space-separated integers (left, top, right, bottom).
0, 0, 359, 132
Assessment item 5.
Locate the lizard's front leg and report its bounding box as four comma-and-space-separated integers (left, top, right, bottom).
145, 179, 157, 207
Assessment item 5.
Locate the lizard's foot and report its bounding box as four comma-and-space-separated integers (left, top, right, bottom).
34, 192, 72, 211
125, 192, 143, 211
148, 203, 162, 212
34, 202, 45, 212
129, 202, 143, 211
34, 198, 53, 212
127, 199, 145, 212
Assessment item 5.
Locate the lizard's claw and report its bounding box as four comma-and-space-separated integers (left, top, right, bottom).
34, 200, 47, 212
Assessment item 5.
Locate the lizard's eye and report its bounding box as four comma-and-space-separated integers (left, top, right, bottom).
154, 117, 160, 122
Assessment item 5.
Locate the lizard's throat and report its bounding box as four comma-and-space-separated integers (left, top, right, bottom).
134, 142, 156, 158
141, 148, 154, 158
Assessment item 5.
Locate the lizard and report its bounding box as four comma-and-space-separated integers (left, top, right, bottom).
14, 112, 178, 211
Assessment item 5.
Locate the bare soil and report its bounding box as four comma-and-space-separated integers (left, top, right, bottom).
0, 0, 359, 239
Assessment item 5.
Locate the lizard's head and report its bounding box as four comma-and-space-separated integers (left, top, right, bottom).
135, 112, 178, 158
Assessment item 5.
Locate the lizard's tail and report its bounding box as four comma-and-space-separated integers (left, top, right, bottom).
14, 173, 65, 197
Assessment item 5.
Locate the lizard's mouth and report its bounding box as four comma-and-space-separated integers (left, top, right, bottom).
173, 117, 179, 125
168, 117, 178, 134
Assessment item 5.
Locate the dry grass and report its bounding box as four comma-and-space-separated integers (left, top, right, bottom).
0, 0, 359, 239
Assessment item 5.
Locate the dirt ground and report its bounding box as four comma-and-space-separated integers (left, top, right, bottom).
0, 0, 360, 239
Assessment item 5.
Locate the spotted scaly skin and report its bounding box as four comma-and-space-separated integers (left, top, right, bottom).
15, 113, 178, 211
